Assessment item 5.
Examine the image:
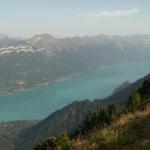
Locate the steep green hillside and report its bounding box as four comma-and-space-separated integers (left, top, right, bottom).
34, 78, 150, 150
16, 74, 150, 150
35, 105, 150, 150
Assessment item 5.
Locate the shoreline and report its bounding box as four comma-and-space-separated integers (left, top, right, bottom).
0, 60, 147, 96
0, 72, 83, 96
0, 66, 104, 96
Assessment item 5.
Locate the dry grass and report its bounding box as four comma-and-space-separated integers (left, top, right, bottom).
111, 105, 150, 129
71, 106, 150, 150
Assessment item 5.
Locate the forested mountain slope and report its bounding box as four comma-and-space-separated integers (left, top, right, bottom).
34, 76, 150, 150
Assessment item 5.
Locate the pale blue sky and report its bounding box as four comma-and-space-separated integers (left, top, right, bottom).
0, 0, 149, 37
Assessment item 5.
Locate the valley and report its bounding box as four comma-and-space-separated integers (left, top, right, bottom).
0, 1, 150, 149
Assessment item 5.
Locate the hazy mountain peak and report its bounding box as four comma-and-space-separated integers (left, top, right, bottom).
27, 34, 55, 46
32, 34, 54, 40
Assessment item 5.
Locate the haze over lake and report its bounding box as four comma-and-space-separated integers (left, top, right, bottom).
0, 60, 150, 121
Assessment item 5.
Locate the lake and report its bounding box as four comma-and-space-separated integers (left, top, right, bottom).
0, 60, 150, 121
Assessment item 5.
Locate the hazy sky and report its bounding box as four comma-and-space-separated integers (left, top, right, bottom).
0, 0, 149, 37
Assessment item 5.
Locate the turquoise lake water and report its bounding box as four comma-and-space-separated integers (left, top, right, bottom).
0, 60, 150, 121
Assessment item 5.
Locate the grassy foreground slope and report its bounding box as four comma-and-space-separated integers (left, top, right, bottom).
35, 106, 150, 150
70, 104, 150, 150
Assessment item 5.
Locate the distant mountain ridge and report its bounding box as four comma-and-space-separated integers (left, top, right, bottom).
0, 34, 150, 94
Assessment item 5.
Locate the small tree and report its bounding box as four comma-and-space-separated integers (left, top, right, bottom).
107, 103, 120, 121
125, 90, 142, 112
54, 132, 70, 149
34, 132, 71, 150
83, 111, 98, 131
98, 109, 110, 125
138, 79, 150, 99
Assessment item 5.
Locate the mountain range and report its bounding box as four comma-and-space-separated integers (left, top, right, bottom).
0, 34, 150, 94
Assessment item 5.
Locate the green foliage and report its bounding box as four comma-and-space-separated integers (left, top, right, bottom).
125, 90, 142, 112
34, 132, 72, 150
100, 129, 120, 143
97, 109, 110, 125
90, 112, 150, 150
107, 103, 121, 121
138, 79, 150, 99
81, 103, 121, 135
54, 132, 71, 150
82, 111, 99, 131
34, 78, 150, 150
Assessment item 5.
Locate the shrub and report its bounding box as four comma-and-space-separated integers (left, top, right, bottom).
125, 91, 142, 112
